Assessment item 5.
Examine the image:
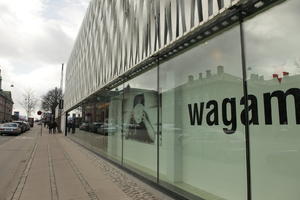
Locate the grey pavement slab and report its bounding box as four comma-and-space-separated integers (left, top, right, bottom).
12, 127, 174, 200
58, 136, 174, 200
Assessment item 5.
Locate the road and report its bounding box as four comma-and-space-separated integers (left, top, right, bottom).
0, 136, 14, 146
0, 127, 38, 200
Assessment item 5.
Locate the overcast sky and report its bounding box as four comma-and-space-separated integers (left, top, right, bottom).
0, 0, 90, 117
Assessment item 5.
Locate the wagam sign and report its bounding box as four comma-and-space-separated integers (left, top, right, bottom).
188, 88, 300, 134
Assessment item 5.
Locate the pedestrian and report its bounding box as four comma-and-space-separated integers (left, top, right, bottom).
67, 121, 70, 133
71, 121, 76, 134
53, 121, 57, 134
48, 121, 53, 134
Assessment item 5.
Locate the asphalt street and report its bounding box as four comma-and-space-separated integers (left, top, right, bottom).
0, 126, 37, 200
0, 136, 14, 146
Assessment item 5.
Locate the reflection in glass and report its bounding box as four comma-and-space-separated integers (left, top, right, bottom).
107, 86, 124, 162
159, 26, 247, 200
244, 1, 300, 199
67, 85, 124, 163
122, 68, 158, 178
67, 68, 159, 179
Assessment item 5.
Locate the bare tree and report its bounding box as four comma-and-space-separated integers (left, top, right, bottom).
41, 87, 62, 120
20, 89, 38, 118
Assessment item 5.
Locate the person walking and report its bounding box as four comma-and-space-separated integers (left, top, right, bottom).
67, 121, 71, 133
53, 121, 57, 134
48, 121, 53, 134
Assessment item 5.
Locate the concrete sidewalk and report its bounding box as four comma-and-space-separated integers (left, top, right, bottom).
11, 127, 173, 200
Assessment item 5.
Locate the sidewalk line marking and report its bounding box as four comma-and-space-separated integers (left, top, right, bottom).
64, 136, 160, 200
10, 142, 38, 200
48, 144, 59, 200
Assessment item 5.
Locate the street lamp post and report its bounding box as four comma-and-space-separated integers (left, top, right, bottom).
59, 63, 64, 133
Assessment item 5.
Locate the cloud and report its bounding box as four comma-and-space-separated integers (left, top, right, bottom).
0, 0, 90, 117
30, 23, 73, 64
244, 0, 300, 79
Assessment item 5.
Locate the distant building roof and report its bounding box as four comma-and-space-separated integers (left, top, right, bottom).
0, 90, 14, 104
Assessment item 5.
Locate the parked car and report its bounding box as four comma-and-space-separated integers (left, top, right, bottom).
100, 123, 117, 135
79, 122, 89, 131
0, 123, 22, 135
13, 121, 28, 132
89, 122, 103, 133
24, 122, 31, 131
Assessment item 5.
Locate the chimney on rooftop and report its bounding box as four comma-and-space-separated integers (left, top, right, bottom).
199, 73, 203, 80
283, 72, 289, 77
217, 65, 224, 75
188, 75, 194, 82
206, 70, 212, 78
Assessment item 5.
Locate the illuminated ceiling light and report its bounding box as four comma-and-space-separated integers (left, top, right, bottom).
212, 26, 219, 31
231, 15, 239, 21
221, 21, 229, 26
254, 1, 264, 8
204, 31, 211, 35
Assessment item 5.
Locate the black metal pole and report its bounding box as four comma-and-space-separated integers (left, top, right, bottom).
40, 115, 43, 136
156, 55, 160, 184
239, 13, 252, 200
40, 122, 42, 136
65, 112, 68, 136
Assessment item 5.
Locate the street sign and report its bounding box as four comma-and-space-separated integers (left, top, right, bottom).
37, 111, 42, 115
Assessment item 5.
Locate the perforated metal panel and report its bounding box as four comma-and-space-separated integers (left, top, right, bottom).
65, 0, 245, 111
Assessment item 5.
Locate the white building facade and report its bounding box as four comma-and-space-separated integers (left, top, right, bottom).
65, 0, 300, 199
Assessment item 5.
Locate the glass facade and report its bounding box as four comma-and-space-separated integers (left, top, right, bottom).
244, 1, 300, 199
159, 26, 246, 200
67, 1, 300, 199
122, 68, 158, 178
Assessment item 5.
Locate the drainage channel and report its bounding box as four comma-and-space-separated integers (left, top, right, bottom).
48, 144, 59, 200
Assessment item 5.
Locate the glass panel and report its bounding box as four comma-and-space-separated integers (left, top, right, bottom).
159, 26, 247, 199
67, 85, 124, 163
106, 85, 124, 162
67, 100, 109, 155
244, 1, 300, 199
123, 68, 158, 179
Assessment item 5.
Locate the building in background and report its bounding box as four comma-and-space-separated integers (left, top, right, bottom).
0, 70, 13, 122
